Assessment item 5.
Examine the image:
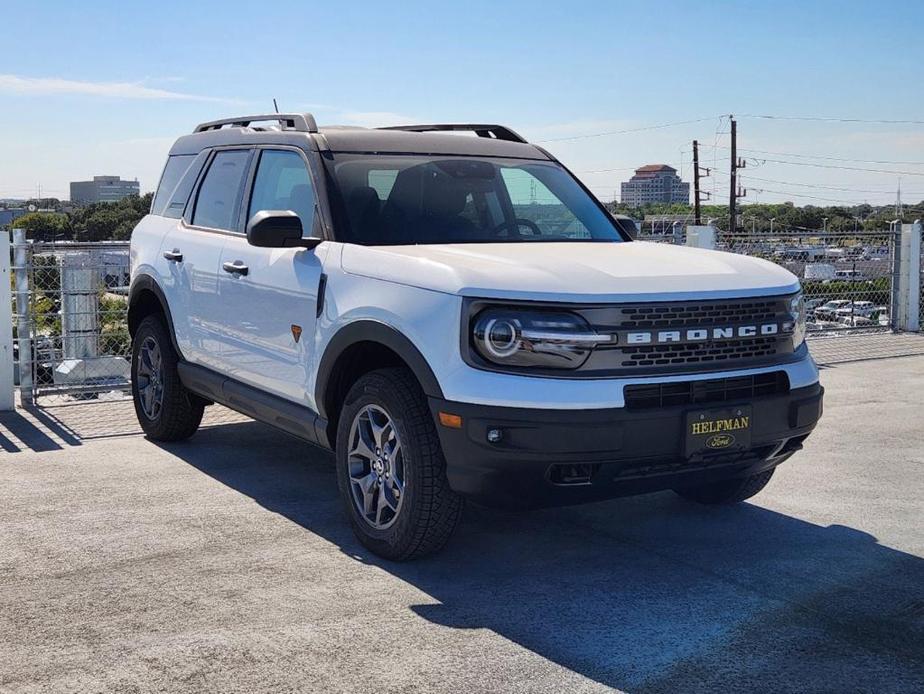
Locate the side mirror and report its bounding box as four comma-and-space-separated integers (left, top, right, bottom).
246, 210, 322, 249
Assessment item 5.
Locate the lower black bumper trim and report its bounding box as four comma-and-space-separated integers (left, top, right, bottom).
430, 383, 823, 509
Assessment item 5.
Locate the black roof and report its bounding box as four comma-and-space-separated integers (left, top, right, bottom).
169, 116, 551, 160
320, 126, 549, 159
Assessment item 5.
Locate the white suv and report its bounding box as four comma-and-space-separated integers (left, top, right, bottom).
129, 114, 824, 560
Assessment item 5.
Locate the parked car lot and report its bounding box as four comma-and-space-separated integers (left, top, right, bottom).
834, 300, 875, 318
814, 299, 852, 321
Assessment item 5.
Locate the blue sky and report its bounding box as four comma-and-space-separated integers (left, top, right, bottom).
2, 0, 923, 205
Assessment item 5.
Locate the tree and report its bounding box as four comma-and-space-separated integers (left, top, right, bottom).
70, 193, 153, 241
13, 212, 71, 241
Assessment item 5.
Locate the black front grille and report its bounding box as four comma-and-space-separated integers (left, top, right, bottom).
622, 336, 781, 368
619, 299, 780, 329
599, 294, 797, 373
624, 371, 790, 410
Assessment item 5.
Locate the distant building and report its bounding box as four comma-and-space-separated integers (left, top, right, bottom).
620, 164, 690, 206
70, 176, 140, 205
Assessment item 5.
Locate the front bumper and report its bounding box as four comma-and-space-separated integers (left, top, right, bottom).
429, 382, 823, 508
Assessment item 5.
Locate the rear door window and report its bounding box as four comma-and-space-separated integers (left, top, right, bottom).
192, 149, 252, 231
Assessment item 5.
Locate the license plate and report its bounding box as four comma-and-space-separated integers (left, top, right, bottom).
685, 405, 752, 457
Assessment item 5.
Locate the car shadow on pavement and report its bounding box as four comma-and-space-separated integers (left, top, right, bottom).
157, 419, 924, 693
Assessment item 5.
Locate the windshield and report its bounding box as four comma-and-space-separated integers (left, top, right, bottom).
325, 154, 626, 245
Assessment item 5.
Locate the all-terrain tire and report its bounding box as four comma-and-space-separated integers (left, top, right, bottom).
674, 468, 775, 505
131, 314, 204, 441
335, 367, 463, 561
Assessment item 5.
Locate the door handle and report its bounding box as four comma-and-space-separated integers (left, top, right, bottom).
163, 249, 183, 262
222, 260, 249, 276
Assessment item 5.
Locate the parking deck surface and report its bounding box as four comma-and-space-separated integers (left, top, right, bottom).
1, 356, 922, 693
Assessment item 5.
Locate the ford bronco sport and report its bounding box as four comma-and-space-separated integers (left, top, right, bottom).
129, 113, 823, 560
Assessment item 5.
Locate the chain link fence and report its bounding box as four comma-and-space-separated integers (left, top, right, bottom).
5, 226, 920, 406
12, 236, 131, 405
718, 231, 896, 335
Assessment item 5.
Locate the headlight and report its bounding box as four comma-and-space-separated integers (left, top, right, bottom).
790, 292, 806, 347
472, 309, 613, 369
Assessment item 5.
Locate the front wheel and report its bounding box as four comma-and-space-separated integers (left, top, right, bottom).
131, 314, 204, 441
673, 469, 775, 505
335, 368, 463, 561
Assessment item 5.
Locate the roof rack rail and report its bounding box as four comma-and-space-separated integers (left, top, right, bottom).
193, 113, 318, 133
378, 123, 528, 144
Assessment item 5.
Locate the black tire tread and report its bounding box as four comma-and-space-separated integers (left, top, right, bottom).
336, 367, 463, 561
132, 314, 204, 442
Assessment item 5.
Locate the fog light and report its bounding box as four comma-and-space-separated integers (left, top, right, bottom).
486, 428, 503, 443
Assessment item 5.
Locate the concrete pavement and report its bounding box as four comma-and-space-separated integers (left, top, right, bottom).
1, 356, 922, 693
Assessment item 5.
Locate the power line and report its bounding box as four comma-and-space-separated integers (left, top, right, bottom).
746, 188, 868, 205
739, 114, 924, 125
692, 142, 924, 166
712, 164, 918, 194
535, 115, 724, 143
742, 156, 924, 177
738, 173, 924, 196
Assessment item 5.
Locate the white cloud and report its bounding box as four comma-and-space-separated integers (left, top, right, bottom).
0, 74, 233, 102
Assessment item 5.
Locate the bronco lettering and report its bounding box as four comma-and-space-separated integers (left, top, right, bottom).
626, 323, 787, 345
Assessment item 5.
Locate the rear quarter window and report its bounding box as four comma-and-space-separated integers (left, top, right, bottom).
151, 155, 196, 216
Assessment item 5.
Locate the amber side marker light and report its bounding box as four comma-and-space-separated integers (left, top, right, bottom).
438, 412, 463, 429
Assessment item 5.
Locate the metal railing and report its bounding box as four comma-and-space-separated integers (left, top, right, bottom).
12, 233, 130, 404
4, 224, 919, 405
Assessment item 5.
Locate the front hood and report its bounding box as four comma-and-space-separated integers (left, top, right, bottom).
340, 241, 800, 302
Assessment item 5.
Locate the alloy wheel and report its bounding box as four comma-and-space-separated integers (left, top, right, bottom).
347, 404, 406, 530
136, 336, 165, 420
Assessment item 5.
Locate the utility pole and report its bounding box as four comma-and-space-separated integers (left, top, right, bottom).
693, 139, 702, 225
729, 117, 737, 234
728, 116, 747, 234
692, 139, 710, 226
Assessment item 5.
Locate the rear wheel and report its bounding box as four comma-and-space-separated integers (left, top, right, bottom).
131, 314, 204, 441
335, 368, 463, 561
674, 469, 775, 505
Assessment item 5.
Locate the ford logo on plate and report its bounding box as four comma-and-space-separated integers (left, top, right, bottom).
706, 434, 735, 449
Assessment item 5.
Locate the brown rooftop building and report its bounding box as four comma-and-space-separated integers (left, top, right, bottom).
620, 164, 690, 206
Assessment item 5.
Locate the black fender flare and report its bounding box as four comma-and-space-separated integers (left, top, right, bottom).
127, 274, 184, 358
315, 320, 444, 421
